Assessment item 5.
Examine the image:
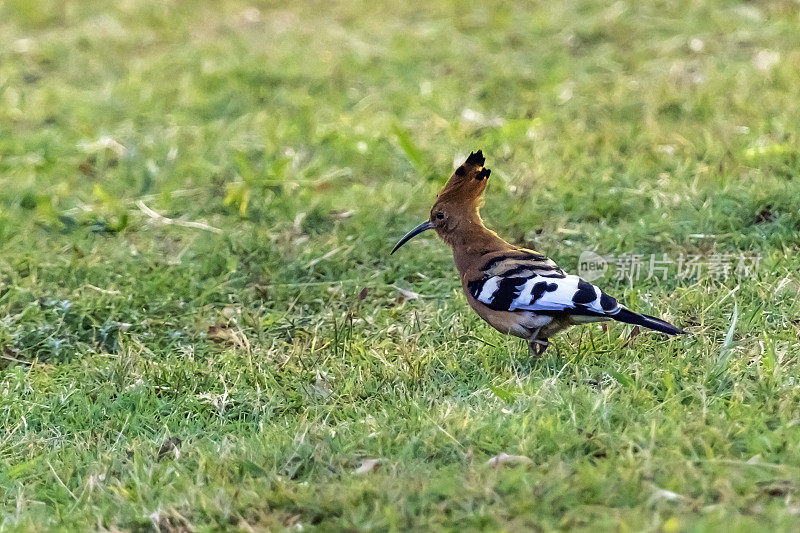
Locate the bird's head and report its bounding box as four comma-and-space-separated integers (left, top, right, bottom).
391, 150, 492, 253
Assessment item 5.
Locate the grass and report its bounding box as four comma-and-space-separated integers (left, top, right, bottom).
2, 0, 800, 530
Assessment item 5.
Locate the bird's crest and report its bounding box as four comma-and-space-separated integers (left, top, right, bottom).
435, 150, 491, 207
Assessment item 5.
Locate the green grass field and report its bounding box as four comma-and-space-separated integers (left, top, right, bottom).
3, 0, 800, 530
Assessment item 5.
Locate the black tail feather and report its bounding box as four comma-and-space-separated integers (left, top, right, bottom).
612, 308, 685, 335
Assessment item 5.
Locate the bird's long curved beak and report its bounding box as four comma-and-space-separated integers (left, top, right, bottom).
391, 221, 434, 254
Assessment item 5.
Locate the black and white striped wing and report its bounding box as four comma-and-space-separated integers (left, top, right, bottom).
469, 273, 620, 316
466, 249, 685, 334
467, 249, 620, 316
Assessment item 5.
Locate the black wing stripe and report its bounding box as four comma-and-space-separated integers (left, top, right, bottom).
572, 280, 597, 304
479, 251, 548, 272
530, 281, 559, 305
487, 277, 528, 310
491, 258, 557, 275
600, 292, 617, 312
500, 264, 566, 279
480, 255, 512, 272
537, 271, 568, 278
467, 279, 485, 300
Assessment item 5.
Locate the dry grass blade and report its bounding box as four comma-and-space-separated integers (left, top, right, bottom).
136, 200, 222, 233
207, 324, 251, 352
485, 453, 533, 467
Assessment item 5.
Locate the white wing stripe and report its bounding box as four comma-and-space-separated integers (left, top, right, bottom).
509, 278, 535, 311
477, 277, 500, 303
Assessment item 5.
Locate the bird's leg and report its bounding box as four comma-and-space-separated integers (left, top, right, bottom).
528, 327, 550, 357
536, 337, 550, 356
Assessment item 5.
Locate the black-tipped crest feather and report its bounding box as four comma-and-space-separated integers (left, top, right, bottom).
466, 150, 485, 166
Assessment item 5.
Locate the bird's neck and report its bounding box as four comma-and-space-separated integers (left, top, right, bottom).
445, 216, 511, 272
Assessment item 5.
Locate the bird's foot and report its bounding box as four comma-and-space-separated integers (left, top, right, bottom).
528, 338, 550, 357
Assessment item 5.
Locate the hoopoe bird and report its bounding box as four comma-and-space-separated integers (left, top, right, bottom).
391, 150, 685, 355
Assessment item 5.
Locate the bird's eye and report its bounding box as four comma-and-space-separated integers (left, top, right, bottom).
435, 212, 445, 220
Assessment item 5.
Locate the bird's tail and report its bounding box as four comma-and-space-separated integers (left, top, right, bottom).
611, 308, 685, 335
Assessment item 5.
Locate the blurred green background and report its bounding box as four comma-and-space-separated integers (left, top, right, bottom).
2, 0, 800, 530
